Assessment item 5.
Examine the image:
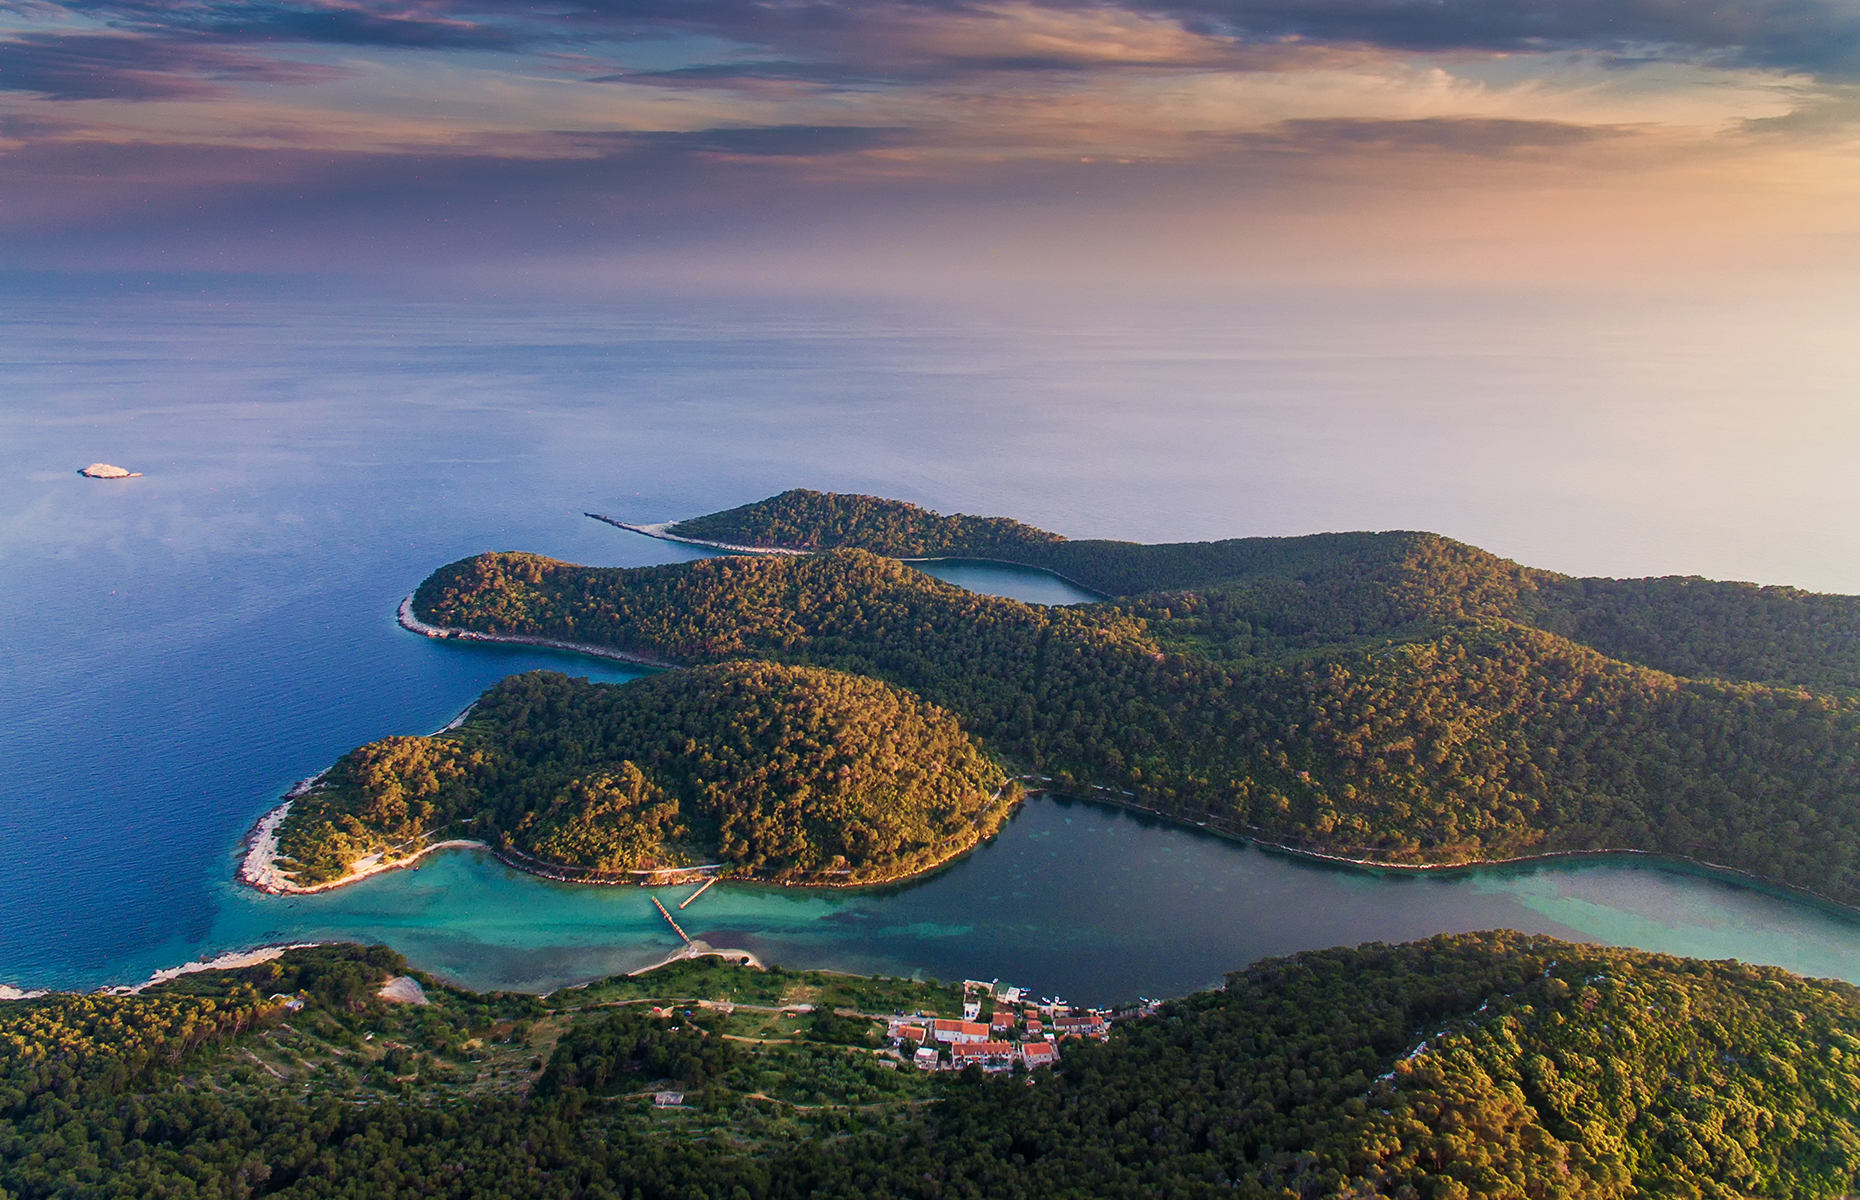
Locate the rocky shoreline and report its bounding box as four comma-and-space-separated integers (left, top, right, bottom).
397, 594, 674, 668
105, 944, 325, 995
238, 803, 491, 896
584, 512, 808, 556
3, 944, 328, 1002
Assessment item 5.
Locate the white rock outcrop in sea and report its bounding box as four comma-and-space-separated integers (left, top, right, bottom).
80, 463, 142, 479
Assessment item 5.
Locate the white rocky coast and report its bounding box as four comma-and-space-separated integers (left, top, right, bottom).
238, 801, 300, 894
103, 944, 325, 995
80, 463, 142, 478
396, 593, 672, 668
586, 512, 805, 555
238, 793, 487, 896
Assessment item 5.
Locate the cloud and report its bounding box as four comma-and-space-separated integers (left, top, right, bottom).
1246, 115, 1629, 156
41, 0, 1860, 77
580, 61, 885, 95
0, 32, 342, 99
1740, 83, 1860, 137
0, 121, 923, 250
1151, 0, 1860, 77
625, 123, 917, 157
831, 2, 1247, 70
64, 0, 524, 49
0, 0, 1851, 285
195, 3, 520, 49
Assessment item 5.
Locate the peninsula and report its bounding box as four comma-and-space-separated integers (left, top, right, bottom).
261, 662, 1015, 891
402, 488, 1860, 907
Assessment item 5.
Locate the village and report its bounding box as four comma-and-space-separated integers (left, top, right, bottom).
639, 881, 1159, 1076
886, 979, 1155, 1072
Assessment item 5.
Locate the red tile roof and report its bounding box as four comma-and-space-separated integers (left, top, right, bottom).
933, 1019, 989, 1033
931, 1019, 991, 1041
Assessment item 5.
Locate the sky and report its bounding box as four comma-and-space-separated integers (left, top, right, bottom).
5, 0, 1860, 292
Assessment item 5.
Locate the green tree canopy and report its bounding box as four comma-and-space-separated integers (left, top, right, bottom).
279, 662, 1011, 887
414, 543, 1860, 904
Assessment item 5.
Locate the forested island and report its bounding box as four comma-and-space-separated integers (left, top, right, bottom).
270, 663, 1013, 889
6, 934, 1860, 1197
409, 489, 1860, 906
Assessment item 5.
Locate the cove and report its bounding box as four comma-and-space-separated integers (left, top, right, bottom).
199, 795, 1860, 1004
907, 558, 1102, 606
653, 533, 1106, 607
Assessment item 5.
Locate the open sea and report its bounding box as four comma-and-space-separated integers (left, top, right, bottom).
6, 286, 1860, 1000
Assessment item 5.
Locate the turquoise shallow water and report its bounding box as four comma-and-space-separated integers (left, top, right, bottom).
192, 795, 1860, 1004
7, 291, 1860, 1001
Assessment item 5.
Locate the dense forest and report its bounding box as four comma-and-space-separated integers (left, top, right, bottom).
414, 543, 1860, 905
665, 489, 1860, 692
669, 488, 1065, 559
277, 662, 1011, 887
6, 935, 1860, 1197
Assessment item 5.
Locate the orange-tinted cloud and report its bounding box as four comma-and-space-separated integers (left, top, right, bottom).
0, 0, 1855, 284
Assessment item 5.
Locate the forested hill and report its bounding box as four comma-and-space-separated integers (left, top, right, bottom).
276, 663, 1011, 888
656, 488, 1860, 693
415, 548, 1860, 905
845, 931, 1860, 1198
7, 935, 1860, 1198
667, 487, 1064, 558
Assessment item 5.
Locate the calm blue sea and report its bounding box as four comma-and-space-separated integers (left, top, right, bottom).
5, 287, 1860, 997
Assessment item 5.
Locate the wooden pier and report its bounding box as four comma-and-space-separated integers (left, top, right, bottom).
652, 896, 692, 944
678, 877, 717, 909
